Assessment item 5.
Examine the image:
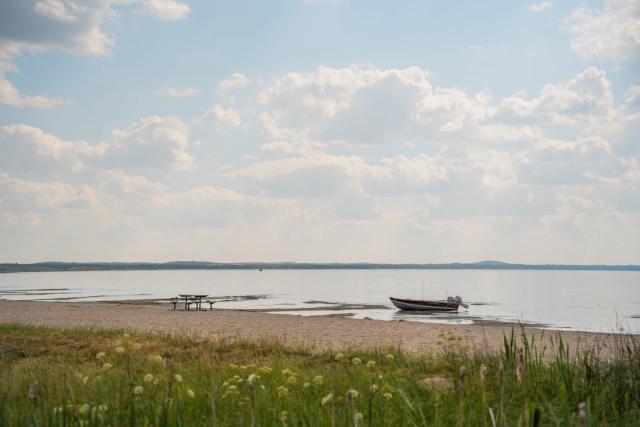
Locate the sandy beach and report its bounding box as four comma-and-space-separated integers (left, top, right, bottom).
0, 299, 624, 355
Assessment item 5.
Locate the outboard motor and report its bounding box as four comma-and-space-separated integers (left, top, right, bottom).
454, 295, 469, 309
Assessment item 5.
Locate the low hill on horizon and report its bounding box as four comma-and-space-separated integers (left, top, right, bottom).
1, 260, 639, 273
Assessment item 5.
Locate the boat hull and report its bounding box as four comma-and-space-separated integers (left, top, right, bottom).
389, 297, 459, 311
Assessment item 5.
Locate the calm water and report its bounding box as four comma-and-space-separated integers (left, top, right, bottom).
1, 269, 639, 334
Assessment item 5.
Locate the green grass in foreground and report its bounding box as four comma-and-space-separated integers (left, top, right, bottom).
0, 324, 638, 426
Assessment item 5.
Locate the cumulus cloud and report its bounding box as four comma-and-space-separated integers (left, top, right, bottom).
529, 0, 552, 12
216, 72, 250, 101
566, 0, 640, 64
0, 124, 107, 173
109, 116, 196, 171
195, 104, 242, 133
0, 0, 189, 108
0, 117, 197, 175
135, 0, 190, 20
154, 86, 199, 97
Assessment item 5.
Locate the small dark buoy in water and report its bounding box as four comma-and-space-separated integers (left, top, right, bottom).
259, 268, 263, 271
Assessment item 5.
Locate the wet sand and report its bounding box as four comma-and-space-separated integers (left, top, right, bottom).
0, 300, 625, 356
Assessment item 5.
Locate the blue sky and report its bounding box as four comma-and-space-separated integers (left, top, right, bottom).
0, 0, 639, 263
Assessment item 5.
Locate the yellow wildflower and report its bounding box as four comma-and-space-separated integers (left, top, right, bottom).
134, 386, 144, 395
366, 360, 376, 368
352, 357, 362, 365
313, 375, 324, 385
144, 374, 154, 383
335, 353, 345, 361
321, 393, 333, 405
187, 389, 195, 398
174, 374, 183, 383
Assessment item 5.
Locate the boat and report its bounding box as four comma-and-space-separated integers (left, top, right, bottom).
389, 296, 469, 311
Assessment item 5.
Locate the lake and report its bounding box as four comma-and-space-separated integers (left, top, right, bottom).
0, 269, 638, 334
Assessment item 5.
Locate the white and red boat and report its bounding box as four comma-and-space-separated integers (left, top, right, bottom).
389, 296, 469, 311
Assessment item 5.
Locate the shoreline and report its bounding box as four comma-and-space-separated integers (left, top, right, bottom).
0, 300, 626, 356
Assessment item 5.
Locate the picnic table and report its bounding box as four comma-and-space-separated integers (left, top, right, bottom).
178, 294, 208, 311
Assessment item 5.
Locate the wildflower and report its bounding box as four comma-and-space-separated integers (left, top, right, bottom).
385, 354, 394, 362
228, 363, 238, 369
281, 368, 293, 376
123, 333, 130, 339
79, 403, 90, 415
82, 376, 89, 385
134, 386, 144, 395
94, 376, 103, 383
321, 393, 334, 405
222, 381, 230, 388
132, 343, 142, 351
335, 352, 345, 361
355, 412, 364, 420
247, 374, 256, 387
98, 404, 108, 412
260, 384, 266, 390
287, 376, 297, 385
352, 357, 362, 366
227, 385, 238, 392
366, 360, 376, 368
303, 382, 311, 389
102, 363, 113, 371
144, 374, 154, 383
174, 374, 183, 383
383, 392, 393, 400
277, 386, 289, 398
148, 354, 164, 365
258, 366, 273, 374
347, 389, 358, 407
96, 352, 106, 360
279, 411, 288, 423
313, 375, 324, 385
369, 384, 378, 393
187, 389, 195, 398
239, 365, 247, 370
115, 347, 125, 354
53, 406, 63, 416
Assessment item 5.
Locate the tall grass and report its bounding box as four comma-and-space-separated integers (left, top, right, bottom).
0, 324, 638, 426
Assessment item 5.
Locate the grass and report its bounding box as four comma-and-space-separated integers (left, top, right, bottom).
0, 323, 638, 426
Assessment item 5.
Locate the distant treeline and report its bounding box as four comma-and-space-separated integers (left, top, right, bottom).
1, 260, 639, 273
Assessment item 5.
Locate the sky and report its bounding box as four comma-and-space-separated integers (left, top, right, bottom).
0, 0, 639, 264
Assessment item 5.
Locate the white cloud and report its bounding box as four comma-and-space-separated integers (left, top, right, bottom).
566, 0, 640, 63
0, 124, 107, 173
625, 84, 640, 106
0, 0, 189, 108
0, 171, 88, 211
195, 105, 242, 133
529, 0, 552, 12
216, 72, 250, 101
110, 116, 195, 171
137, 0, 190, 20
154, 86, 199, 97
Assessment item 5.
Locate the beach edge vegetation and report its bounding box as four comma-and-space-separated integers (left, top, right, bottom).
0, 324, 638, 426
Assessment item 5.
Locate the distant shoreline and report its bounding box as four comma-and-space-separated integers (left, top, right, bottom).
1, 260, 640, 273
